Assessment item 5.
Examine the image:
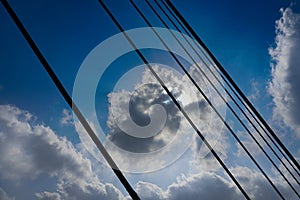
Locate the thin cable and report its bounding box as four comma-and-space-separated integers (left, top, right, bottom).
146, 0, 300, 195
153, 0, 300, 186
0, 1, 140, 199
160, 0, 300, 179
98, 0, 251, 199
130, 1, 287, 199
164, 0, 300, 174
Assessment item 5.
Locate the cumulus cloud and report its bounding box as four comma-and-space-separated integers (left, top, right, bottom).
92, 64, 228, 173
0, 100, 296, 200
269, 7, 300, 136
107, 83, 181, 153
36, 182, 126, 200
134, 172, 242, 200
165, 172, 242, 200
135, 181, 165, 200
0, 104, 126, 200
0, 105, 94, 182
231, 166, 299, 200
133, 166, 299, 200
106, 65, 199, 153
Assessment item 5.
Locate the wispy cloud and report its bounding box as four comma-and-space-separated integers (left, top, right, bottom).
0, 187, 14, 200
248, 79, 260, 102
60, 108, 74, 125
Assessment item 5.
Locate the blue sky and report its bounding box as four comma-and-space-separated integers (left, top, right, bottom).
0, 0, 296, 123
0, 0, 300, 199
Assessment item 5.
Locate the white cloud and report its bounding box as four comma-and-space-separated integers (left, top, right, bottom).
0, 104, 126, 200
231, 166, 299, 200
0, 100, 297, 200
135, 181, 165, 200
132, 166, 299, 200
248, 79, 260, 102
35, 192, 60, 200
269, 7, 300, 136
37, 182, 126, 200
106, 65, 202, 152
0, 187, 15, 200
235, 126, 268, 158
165, 172, 242, 200
60, 108, 74, 125
134, 172, 242, 200
0, 105, 93, 182
73, 64, 214, 173
100, 64, 228, 173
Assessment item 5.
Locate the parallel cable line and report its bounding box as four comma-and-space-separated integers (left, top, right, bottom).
152, 0, 300, 187
160, 0, 300, 179
164, 0, 300, 174
129, 1, 288, 199
98, 0, 251, 199
0, 1, 140, 199
145, 0, 300, 195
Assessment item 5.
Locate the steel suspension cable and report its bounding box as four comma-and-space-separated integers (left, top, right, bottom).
145, 0, 300, 195
152, 0, 300, 187
164, 0, 300, 174
129, 1, 287, 199
0, 1, 140, 199
98, 0, 251, 199
160, 0, 300, 179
